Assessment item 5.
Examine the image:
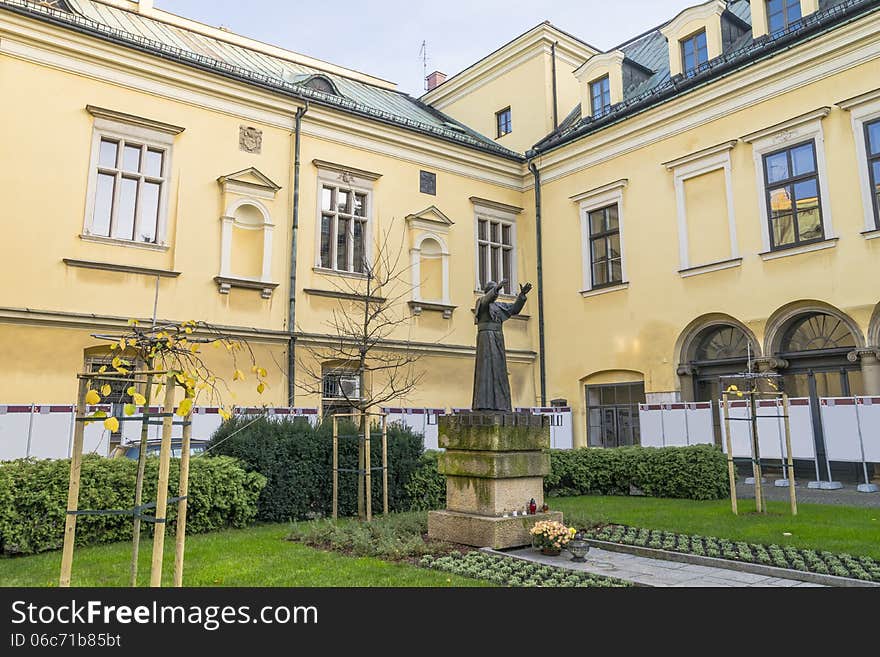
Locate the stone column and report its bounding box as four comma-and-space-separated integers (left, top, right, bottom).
849, 348, 880, 396
676, 365, 696, 403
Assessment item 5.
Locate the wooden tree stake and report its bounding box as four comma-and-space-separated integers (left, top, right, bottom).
382, 415, 388, 516
149, 376, 176, 587
173, 414, 192, 587
722, 393, 738, 516
59, 378, 89, 587
129, 370, 153, 587
782, 394, 798, 516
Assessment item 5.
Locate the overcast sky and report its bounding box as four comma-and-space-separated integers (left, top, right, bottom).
155, 0, 694, 95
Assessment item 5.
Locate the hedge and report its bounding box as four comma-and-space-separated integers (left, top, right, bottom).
208, 417, 431, 520
544, 445, 730, 500
0, 455, 265, 557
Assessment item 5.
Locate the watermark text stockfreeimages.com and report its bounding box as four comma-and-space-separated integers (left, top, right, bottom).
10, 599, 317, 632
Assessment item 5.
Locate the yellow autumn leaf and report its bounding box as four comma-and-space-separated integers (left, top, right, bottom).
233, 369, 245, 381
190, 344, 200, 353
112, 356, 121, 369
124, 404, 136, 416
184, 327, 193, 334
132, 392, 147, 406
127, 386, 137, 396
116, 367, 129, 375
258, 367, 267, 378
100, 384, 112, 397
257, 382, 266, 395
92, 411, 107, 419
104, 417, 120, 432
218, 408, 232, 421
176, 398, 194, 417
85, 389, 101, 405
119, 338, 127, 350
98, 365, 108, 374
110, 343, 118, 351
127, 319, 139, 326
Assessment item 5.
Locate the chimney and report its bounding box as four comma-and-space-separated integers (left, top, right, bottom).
138, 0, 153, 13
426, 71, 447, 92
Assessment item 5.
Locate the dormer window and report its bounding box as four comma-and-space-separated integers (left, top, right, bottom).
590, 76, 611, 118
680, 30, 709, 75
766, 0, 802, 34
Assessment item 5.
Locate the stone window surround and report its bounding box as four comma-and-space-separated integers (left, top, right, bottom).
837, 88, 880, 236
313, 162, 377, 276
741, 106, 835, 256
571, 179, 629, 296
471, 197, 521, 295
82, 106, 183, 250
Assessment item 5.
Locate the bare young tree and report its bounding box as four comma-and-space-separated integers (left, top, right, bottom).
295, 219, 428, 519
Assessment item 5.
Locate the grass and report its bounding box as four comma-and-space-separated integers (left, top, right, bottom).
553, 496, 880, 560
0, 523, 489, 588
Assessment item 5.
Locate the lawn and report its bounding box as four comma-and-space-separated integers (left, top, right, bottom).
553, 495, 880, 559
0, 523, 488, 588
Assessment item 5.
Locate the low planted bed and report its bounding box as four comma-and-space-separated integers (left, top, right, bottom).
287, 512, 628, 588
585, 524, 880, 583
420, 551, 631, 588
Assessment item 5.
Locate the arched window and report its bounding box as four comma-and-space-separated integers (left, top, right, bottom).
780, 313, 857, 353
694, 325, 751, 361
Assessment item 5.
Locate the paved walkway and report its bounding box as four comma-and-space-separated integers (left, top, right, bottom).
736, 481, 880, 508
494, 546, 824, 587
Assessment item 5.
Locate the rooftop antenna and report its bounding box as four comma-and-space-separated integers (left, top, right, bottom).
419, 40, 428, 90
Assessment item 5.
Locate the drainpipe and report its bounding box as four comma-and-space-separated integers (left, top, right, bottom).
288, 102, 309, 407
550, 42, 559, 130
528, 160, 547, 407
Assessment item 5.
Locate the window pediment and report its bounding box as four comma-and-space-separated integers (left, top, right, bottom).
217, 167, 282, 200
406, 206, 454, 234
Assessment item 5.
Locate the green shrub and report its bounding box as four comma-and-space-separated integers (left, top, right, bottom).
545, 445, 730, 500
208, 417, 430, 521
0, 455, 265, 556
404, 451, 446, 511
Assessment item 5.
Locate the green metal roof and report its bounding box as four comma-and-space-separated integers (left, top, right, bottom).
1, 0, 523, 161
533, 0, 879, 155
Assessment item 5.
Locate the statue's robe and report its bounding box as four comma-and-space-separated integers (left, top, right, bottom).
471, 291, 527, 411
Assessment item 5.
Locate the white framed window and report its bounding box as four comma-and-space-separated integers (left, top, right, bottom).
838, 89, 880, 236
571, 180, 629, 296
471, 198, 520, 295
742, 107, 836, 258
82, 106, 182, 249
664, 141, 740, 276
314, 163, 377, 276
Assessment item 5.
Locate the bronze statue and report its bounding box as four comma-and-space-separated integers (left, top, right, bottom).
472, 280, 532, 411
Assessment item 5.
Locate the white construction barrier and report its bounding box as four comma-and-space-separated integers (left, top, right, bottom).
0, 403, 111, 460
819, 398, 880, 463
517, 407, 574, 450
720, 398, 815, 460
0, 403, 319, 460
638, 403, 714, 448
382, 408, 445, 450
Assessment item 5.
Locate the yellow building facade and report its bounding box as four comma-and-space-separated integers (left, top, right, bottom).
1, 0, 879, 458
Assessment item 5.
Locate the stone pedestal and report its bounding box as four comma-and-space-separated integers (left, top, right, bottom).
427, 412, 561, 549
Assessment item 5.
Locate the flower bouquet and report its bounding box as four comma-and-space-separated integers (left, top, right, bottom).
530, 520, 577, 556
